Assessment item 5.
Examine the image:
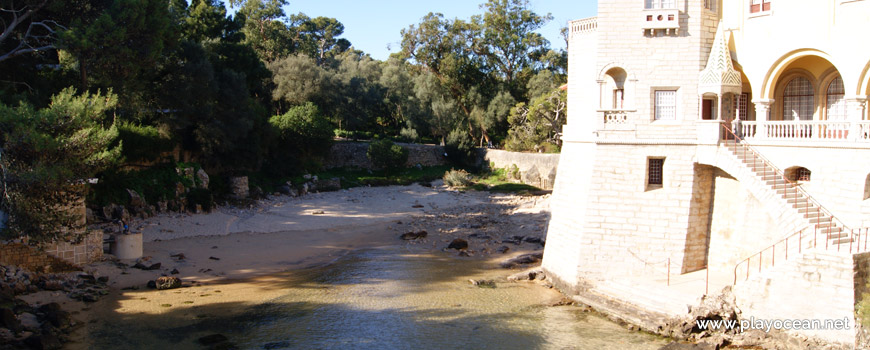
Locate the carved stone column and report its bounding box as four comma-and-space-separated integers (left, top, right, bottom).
753, 99, 774, 139
846, 96, 868, 141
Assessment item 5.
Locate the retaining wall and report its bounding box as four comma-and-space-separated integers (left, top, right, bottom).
482, 149, 560, 190
324, 142, 448, 169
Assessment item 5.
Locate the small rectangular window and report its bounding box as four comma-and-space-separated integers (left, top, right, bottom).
654, 90, 677, 120
750, 0, 771, 13
648, 158, 664, 187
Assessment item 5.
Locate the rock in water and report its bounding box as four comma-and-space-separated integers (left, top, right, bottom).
400, 231, 428, 240
155, 277, 182, 290
198, 333, 229, 346
499, 253, 544, 268
447, 239, 468, 250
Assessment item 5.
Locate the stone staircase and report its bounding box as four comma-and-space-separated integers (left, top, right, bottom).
721, 140, 851, 248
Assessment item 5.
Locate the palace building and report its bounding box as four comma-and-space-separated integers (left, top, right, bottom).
542, 0, 870, 346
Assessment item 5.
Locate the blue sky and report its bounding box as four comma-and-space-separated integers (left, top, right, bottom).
279, 1, 598, 61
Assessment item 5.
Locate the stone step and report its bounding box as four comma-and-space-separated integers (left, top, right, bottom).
590, 279, 693, 317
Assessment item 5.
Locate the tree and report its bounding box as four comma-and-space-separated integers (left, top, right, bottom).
0, 87, 121, 243
232, 0, 292, 62
475, 0, 552, 88
61, 0, 175, 99
269, 53, 334, 109
296, 15, 350, 65
0, 0, 64, 63
505, 88, 566, 152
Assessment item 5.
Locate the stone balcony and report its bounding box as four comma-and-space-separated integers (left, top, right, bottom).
642, 8, 680, 35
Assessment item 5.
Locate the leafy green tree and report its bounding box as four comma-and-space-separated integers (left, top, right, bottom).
269, 53, 335, 109
505, 88, 566, 152
295, 15, 350, 65
380, 57, 424, 133
0, 87, 121, 243
475, 0, 552, 90
232, 0, 292, 62
61, 0, 176, 94
269, 101, 333, 156
366, 140, 408, 171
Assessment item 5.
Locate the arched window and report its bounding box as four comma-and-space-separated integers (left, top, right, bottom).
825, 76, 846, 121
605, 68, 627, 109
782, 77, 814, 121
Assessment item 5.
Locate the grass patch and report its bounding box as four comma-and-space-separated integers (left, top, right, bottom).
465, 168, 545, 195
292, 165, 454, 189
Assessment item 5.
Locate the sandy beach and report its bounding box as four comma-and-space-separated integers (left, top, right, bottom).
16, 182, 556, 348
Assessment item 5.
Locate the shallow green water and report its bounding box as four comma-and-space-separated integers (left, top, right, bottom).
86, 248, 669, 350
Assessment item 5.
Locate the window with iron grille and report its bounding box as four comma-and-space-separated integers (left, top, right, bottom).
750, 0, 771, 13
655, 90, 676, 120
782, 77, 814, 121
705, 0, 717, 11
795, 167, 811, 182
735, 93, 749, 120
648, 158, 664, 186
826, 76, 846, 121
646, 0, 676, 9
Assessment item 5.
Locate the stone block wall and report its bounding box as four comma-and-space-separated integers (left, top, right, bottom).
542, 141, 598, 293
41, 230, 103, 266
564, 142, 702, 279
483, 149, 560, 190
0, 243, 81, 272
733, 250, 856, 346
324, 142, 448, 170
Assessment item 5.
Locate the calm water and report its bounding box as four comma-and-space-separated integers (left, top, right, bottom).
85, 248, 669, 350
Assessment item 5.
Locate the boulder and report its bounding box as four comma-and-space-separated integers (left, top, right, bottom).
400, 231, 428, 240
24, 333, 62, 350
0, 307, 21, 332
198, 333, 229, 346
447, 239, 468, 250
520, 166, 541, 187
499, 253, 543, 268
38, 303, 71, 329
155, 276, 182, 290
126, 189, 147, 211
196, 168, 210, 189
229, 176, 249, 199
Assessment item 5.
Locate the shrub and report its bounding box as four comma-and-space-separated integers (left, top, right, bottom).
186, 188, 214, 212
0, 88, 121, 243
399, 127, 419, 143
269, 102, 334, 154
117, 122, 174, 163
443, 169, 472, 188
367, 140, 409, 170
445, 129, 477, 167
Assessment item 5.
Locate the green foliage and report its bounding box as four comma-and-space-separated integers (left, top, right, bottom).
91, 164, 190, 206
505, 88, 566, 152
443, 169, 472, 188
399, 127, 419, 143
116, 122, 174, 163
269, 102, 334, 171
366, 140, 409, 171
445, 129, 477, 167
0, 88, 121, 243
186, 188, 214, 212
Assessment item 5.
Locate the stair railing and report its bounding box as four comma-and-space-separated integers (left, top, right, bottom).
721, 123, 849, 235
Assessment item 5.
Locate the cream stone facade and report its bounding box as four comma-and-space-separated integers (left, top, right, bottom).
543, 0, 870, 346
